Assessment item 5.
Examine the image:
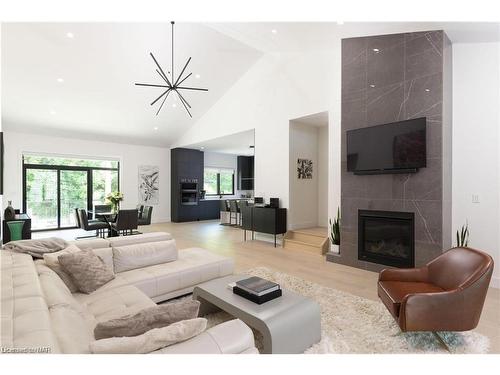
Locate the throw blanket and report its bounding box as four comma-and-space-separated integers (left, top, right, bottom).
3, 237, 69, 258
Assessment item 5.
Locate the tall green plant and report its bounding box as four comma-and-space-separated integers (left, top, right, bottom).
456, 222, 469, 247
329, 207, 341, 245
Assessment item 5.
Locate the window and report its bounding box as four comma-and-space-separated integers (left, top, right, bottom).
23, 154, 119, 230
204, 168, 234, 196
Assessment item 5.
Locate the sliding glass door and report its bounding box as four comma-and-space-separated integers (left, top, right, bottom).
25, 169, 58, 230
60, 170, 88, 227
23, 155, 119, 230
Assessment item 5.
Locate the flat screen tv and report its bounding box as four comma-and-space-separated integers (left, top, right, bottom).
346, 117, 426, 175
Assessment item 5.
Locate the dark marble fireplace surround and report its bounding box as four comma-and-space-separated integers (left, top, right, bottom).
327, 30, 452, 272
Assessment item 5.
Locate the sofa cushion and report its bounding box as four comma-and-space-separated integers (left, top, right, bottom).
90, 318, 207, 354
49, 306, 94, 353
71, 238, 109, 250
378, 281, 444, 317
58, 249, 115, 294
107, 232, 172, 248
155, 319, 256, 354
117, 247, 234, 301
36, 262, 83, 312
94, 299, 200, 340
1, 252, 61, 353
112, 240, 178, 273
74, 285, 155, 325
91, 247, 114, 271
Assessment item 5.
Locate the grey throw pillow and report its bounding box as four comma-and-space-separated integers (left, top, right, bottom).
58, 249, 115, 294
94, 300, 200, 340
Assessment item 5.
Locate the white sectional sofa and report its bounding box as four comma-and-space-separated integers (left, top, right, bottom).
1, 232, 257, 354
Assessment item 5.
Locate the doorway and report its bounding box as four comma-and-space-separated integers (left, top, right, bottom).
289, 111, 329, 230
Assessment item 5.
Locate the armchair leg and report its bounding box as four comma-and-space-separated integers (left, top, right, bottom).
433, 332, 450, 353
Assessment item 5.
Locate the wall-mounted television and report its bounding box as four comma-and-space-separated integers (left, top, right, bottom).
346, 117, 426, 175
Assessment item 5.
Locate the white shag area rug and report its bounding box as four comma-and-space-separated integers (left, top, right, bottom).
201, 267, 490, 354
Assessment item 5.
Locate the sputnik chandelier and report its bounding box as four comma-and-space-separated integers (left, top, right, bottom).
135, 21, 208, 117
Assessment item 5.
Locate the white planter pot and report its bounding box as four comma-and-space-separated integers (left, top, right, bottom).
331, 244, 340, 254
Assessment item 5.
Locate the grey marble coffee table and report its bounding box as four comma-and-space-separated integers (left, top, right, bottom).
192, 275, 321, 354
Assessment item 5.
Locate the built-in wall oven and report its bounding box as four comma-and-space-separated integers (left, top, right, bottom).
180, 178, 198, 205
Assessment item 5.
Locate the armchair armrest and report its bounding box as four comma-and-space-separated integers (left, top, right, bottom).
379, 266, 429, 282
400, 289, 472, 331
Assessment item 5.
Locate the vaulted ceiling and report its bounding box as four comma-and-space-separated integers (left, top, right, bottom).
1, 23, 262, 146
2, 22, 498, 147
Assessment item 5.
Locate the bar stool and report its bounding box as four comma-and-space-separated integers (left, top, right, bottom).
229, 200, 239, 226
219, 200, 231, 226
236, 200, 248, 226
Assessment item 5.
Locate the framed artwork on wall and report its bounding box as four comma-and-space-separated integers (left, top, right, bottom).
138, 165, 159, 205
297, 158, 313, 179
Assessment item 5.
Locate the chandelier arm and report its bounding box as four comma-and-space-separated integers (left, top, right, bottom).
173, 57, 191, 87
176, 72, 192, 87
177, 91, 193, 118
175, 89, 192, 109
150, 52, 172, 87
151, 88, 171, 106
177, 86, 208, 91
156, 89, 172, 116
156, 69, 170, 85
135, 83, 170, 88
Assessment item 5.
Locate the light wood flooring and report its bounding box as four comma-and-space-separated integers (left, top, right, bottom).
36, 220, 500, 353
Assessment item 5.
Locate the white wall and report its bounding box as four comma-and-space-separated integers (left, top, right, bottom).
2, 130, 171, 223
173, 49, 342, 226
452, 42, 500, 288
317, 124, 329, 226
289, 122, 319, 229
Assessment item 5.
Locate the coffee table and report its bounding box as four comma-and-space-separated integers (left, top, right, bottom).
192, 275, 321, 354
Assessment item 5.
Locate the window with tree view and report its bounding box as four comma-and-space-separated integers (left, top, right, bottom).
23, 154, 119, 230
204, 168, 234, 196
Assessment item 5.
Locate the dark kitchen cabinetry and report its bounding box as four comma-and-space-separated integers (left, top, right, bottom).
237, 156, 254, 190
171, 148, 204, 223
199, 200, 220, 220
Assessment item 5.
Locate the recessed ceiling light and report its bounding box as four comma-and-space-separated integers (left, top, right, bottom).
50, 110, 56, 115
373, 48, 380, 53
337, 21, 344, 25
172, 103, 177, 108
153, 127, 158, 130
425, 88, 430, 92
56, 78, 64, 83
271, 29, 277, 34
200, 147, 205, 150
66, 32, 74, 38
369, 84, 376, 88
195, 74, 201, 79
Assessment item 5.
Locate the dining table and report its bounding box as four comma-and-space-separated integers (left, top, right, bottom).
88, 210, 117, 237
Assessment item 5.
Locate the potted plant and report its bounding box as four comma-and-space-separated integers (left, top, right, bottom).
105, 191, 124, 213
456, 222, 470, 247
329, 207, 340, 253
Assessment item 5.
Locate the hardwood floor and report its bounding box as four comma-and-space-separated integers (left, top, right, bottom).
36, 220, 500, 353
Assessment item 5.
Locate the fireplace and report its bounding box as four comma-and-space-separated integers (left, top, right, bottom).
358, 210, 415, 268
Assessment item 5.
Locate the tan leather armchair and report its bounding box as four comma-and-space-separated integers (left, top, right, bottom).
378, 247, 494, 332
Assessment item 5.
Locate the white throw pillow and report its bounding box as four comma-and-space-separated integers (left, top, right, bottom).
90, 318, 207, 354
112, 240, 178, 273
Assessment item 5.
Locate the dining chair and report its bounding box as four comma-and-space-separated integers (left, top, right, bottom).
110, 209, 139, 236
138, 206, 153, 226
77, 209, 109, 239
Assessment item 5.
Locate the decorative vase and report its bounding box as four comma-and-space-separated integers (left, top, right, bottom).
4, 201, 15, 221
